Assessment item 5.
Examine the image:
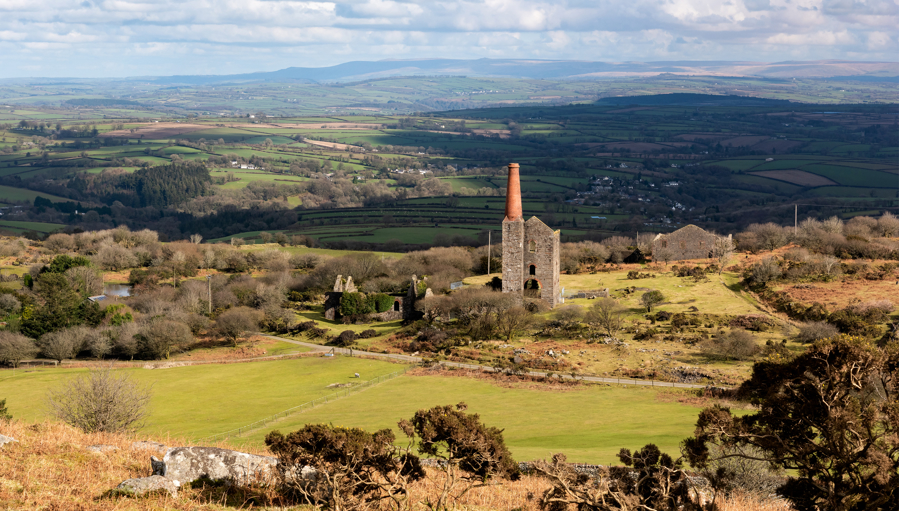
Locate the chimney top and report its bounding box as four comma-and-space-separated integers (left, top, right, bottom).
504, 163, 522, 222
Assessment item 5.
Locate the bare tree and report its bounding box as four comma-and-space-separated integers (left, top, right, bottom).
216, 306, 262, 346
190, 233, 203, 244
585, 298, 625, 338
38, 327, 90, 364
138, 319, 193, 359
494, 306, 535, 342
47, 366, 152, 433
712, 235, 735, 274
0, 332, 38, 368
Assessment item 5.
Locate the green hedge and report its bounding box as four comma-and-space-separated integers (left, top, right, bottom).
368, 293, 395, 313
339, 292, 373, 316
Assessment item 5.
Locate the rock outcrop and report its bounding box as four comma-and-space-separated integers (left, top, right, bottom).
87, 444, 119, 453
0, 434, 17, 449
114, 475, 178, 498
161, 446, 279, 486
132, 440, 168, 452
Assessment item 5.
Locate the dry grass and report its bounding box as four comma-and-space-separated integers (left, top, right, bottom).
0, 420, 793, 510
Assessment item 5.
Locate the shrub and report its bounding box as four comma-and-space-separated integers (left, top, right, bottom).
750, 257, 782, 286
331, 330, 357, 347
367, 293, 395, 313
47, 366, 151, 433
0, 398, 10, 422
358, 329, 377, 339
38, 327, 90, 364
339, 292, 373, 317
699, 329, 760, 360
796, 321, 839, 343
400, 402, 519, 510
265, 424, 424, 510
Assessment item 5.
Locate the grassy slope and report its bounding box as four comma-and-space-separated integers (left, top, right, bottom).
1, 356, 408, 440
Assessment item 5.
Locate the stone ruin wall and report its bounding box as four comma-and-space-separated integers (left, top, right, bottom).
653, 226, 718, 261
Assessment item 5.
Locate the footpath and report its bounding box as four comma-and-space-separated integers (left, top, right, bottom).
269, 336, 717, 390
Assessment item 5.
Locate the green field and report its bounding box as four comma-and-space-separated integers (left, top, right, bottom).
0, 220, 66, 234
1, 356, 407, 440
237, 373, 719, 464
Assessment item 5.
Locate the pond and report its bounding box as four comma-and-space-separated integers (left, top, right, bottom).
103, 283, 132, 297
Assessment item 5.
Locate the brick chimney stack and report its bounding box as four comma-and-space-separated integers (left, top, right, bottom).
504, 163, 522, 221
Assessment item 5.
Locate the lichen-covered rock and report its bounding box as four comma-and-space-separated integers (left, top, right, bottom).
87, 444, 119, 453
162, 446, 278, 486
114, 475, 178, 498
132, 440, 168, 452
0, 434, 18, 448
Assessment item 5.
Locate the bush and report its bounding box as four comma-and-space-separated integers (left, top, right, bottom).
358, 329, 377, 339
265, 424, 424, 509
367, 293, 395, 313
700, 329, 760, 360
750, 257, 782, 286
38, 327, 90, 364
0, 398, 10, 422
796, 321, 839, 343
47, 366, 151, 433
331, 330, 357, 347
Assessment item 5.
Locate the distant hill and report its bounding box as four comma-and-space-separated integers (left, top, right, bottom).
147, 58, 899, 85
595, 93, 793, 107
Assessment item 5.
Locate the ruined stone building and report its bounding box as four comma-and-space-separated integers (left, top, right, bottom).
651, 225, 723, 261
324, 275, 427, 322
501, 163, 561, 308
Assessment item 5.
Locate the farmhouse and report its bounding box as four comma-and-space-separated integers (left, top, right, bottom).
652, 224, 721, 261
501, 163, 561, 308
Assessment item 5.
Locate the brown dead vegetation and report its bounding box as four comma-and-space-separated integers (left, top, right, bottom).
0, 420, 792, 510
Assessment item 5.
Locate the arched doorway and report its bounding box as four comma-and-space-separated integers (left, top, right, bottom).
393, 301, 401, 312
523, 278, 541, 298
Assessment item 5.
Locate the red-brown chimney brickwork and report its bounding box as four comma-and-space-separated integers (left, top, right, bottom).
504, 163, 523, 221
501, 162, 560, 308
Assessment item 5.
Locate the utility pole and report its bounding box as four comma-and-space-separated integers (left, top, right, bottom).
206, 275, 212, 315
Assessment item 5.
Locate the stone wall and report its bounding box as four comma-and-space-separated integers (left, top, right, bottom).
652, 225, 719, 261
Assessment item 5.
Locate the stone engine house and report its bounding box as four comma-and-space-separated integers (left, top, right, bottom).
651, 224, 722, 261
501, 163, 561, 308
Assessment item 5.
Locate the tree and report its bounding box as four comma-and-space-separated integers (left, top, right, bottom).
640, 290, 665, 312
265, 424, 424, 511
399, 402, 519, 510
37, 327, 90, 364
585, 298, 625, 338
47, 366, 152, 433
0, 332, 38, 368
712, 235, 734, 275
22, 273, 84, 338
190, 233, 203, 244
259, 232, 273, 243
750, 257, 781, 286
494, 306, 534, 342
215, 306, 262, 346
685, 335, 899, 511
138, 318, 193, 359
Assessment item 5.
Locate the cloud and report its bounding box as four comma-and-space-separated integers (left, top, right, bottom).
0, 0, 895, 77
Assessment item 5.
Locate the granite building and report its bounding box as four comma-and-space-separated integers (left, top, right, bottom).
501, 163, 561, 308
651, 225, 721, 261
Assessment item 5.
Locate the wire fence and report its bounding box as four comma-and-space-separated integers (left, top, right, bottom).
200, 365, 412, 444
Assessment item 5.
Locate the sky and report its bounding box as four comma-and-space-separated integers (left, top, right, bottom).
0, 0, 896, 78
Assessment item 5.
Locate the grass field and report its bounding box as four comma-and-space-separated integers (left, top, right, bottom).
236, 372, 725, 464
0, 185, 73, 204
0, 220, 66, 234
0, 356, 408, 440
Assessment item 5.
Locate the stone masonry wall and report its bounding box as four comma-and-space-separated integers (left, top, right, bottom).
652, 224, 718, 261
502, 218, 524, 294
